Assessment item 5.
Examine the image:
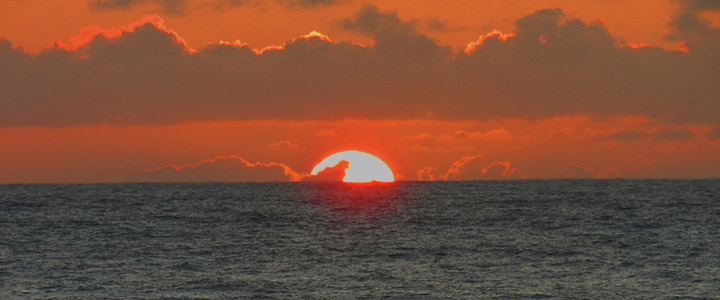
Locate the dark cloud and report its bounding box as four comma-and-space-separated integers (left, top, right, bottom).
684, 0, 720, 10
424, 18, 449, 32
671, 0, 720, 60
456, 7, 718, 123
91, 0, 143, 10
89, 0, 333, 14
667, 0, 720, 41
709, 126, 720, 139
340, 4, 451, 63
345, 10, 460, 34
208, 0, 263, 10
341, 5, 415, 35
2, 5, 720, 127
91, 0, 197, 15
276, 0, 339, 8
595, 130, 645, 142
546, 127, 573, 138
652, 127, 695, 142
452, 130, 468, 139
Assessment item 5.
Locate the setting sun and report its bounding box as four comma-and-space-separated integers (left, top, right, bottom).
311, 151, 394, 183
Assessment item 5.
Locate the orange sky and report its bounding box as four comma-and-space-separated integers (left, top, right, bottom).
2, 118, 719, 183
1, 0, 719, 183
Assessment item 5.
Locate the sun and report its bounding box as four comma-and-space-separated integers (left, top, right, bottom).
311, 150, 395, 183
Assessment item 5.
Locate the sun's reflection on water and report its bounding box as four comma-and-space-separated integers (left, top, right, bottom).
295, 182, 413, 224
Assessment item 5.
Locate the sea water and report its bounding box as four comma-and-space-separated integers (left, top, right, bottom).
1, 180, 719, 299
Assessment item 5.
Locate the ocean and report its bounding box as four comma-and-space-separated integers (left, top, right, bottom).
1, 180, 719, 299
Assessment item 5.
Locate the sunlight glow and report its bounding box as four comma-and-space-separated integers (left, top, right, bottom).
251, 30, 331, 55
464, 29, 516, 54
311, 150, 394, 183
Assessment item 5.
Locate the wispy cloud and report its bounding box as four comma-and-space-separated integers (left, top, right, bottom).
88, 0, 339, 15
268, 140, 301, 151
126, 155, 305, 182
708, 126, 720, 140
126, 154, 360, 182
417, 154, 521, 181
594, 130, 646, 142
652, 127, 695, 142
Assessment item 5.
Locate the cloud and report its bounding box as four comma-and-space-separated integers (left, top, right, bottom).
464, 29, 515, 54
2, 5, 720, 127
565, 165, 596, 179
452, 130, 468, 139
667, 0, 720, 40
48, 15, 192, 52
417, 155, 521, 181
315, 129, 336, 137
88, 0, 337, 14
301, 160, 348, 182
125, 155, 304, 182
91, 0, 202, 15
340, 5, 451, 63
611, 154, 656, 178
652, 127, 695, 142
443, 155, 520, 181
546, 127, 573, 138
594, 130, 645, 142
88, 0, 250, 15
424, 18, 449, 32
438, 129, 511, 144
340, 5, 414, 35
708, 126, 720, 139
666, 0, 720, 57
416, 167, 440, 181
126, 154, 357, 182
276, 0, 339, 8
268, 140, 300, 151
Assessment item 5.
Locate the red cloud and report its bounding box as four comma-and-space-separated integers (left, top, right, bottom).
250, 30, 332, 55
48, 14, 192, 52
268, 140, 301, 151
652, 127, 695, 142
126, 154, 354, 182
417, 155, 521, 181
593, 129, 646, 142
301, 160, 349, 182
126, 155, 305, 182
443, 155, 519, 181
417, 166, 440, 181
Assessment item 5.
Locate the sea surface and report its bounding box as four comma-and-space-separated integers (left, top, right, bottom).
1, 180, 719, 299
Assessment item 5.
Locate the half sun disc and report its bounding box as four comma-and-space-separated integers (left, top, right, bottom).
311, 151, 394, 183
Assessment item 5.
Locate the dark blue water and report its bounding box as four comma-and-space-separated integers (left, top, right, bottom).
1, 180, 719, 299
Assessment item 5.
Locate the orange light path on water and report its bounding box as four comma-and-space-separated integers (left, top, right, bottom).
311, 150, 395, 183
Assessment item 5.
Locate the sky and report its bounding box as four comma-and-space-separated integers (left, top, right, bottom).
1, 0, 719, 183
